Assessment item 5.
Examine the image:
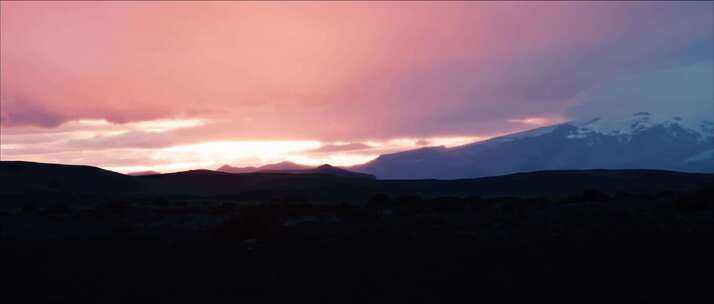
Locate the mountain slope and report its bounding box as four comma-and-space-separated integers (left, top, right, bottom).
257, 161, 313, 172
258, 164, 375, 179
217, 164, 257, 174
218, 161, 311, 174
354, 112, 714, 179
127, 170, 161, 176
218, 162, 374, 179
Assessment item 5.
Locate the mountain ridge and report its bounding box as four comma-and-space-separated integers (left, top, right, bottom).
217, 161, 374, 179
218, 161, 312, 174
352, 112, 714, 179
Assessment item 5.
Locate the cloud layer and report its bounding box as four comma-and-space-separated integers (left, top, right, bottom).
1, 1, 712, 171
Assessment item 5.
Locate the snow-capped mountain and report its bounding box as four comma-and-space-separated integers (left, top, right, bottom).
566, 112, 713, 141
353, 112, 714, 179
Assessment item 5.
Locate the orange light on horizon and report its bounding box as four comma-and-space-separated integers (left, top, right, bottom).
98, 135, 493, 173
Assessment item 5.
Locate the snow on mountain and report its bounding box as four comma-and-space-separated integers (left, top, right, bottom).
354, 112, 714, 179
478, 112, 713, 146
566, 112, 713, 141
486, 124, 564, 144
685, 149, 714, 163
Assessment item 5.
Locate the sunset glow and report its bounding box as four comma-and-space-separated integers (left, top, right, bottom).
1, 1, 712, 173
2, 2, 712, 296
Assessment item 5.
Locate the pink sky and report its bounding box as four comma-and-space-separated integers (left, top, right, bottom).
1, 1, 712, 172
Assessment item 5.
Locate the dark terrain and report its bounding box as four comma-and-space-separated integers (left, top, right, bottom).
0, 161, 712, 302
1, 161, 711, 205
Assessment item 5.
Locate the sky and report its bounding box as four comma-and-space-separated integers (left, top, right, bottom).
1, 1, 713, 173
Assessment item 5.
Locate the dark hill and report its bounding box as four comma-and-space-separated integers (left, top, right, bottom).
258, 164, 376, 179
0, 161, 141, 196
217, 164, 257, 174
127, 170, 161, 176
1, 161, 711, 206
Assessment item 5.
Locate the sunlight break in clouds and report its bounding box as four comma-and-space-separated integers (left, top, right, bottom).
1, 1, 712, 172
115, 119, 207, 132
291, 136, 491, 168
507, 116, 566, 127
162, 140, 322, 170
119, 136, 491, 173
1, 115, 492, 172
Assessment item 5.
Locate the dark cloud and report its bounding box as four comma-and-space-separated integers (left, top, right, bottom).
566, 60, 714, 121
66, 131, 180, 149
1, 1, 712, 146
308, 143, 372, 153
415, 139, 430, 146
0, 97, 65, 128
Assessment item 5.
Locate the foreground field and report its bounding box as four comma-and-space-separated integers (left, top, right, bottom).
2, 188, 712, 302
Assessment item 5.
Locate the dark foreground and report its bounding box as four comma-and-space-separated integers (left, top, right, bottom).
1, 187, 712, 303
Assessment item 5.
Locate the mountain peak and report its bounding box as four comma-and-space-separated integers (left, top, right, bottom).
217, 164, 256, 174
355, 111, 714, 179
218, 164, 234, 171
127, 170, 161, 176
258, 161, 311, 171
568, 112, 713, 139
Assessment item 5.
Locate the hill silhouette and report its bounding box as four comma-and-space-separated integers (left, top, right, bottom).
1, 161, 711, 206
256, 164, 376, 179
217, 161, 374, 179
218, 161, 312, 174
127, 170, 161, 176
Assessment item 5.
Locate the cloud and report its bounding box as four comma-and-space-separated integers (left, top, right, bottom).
66, 131, 179, 149
565, 60, 714, 121
2, 1, 711, 139
61, 118, 208, 149
308, 143, 372, 153
1, 2, 712, 171
415, 139, 430, 146
507, 116, 565, 127
0, 97, 65, 127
